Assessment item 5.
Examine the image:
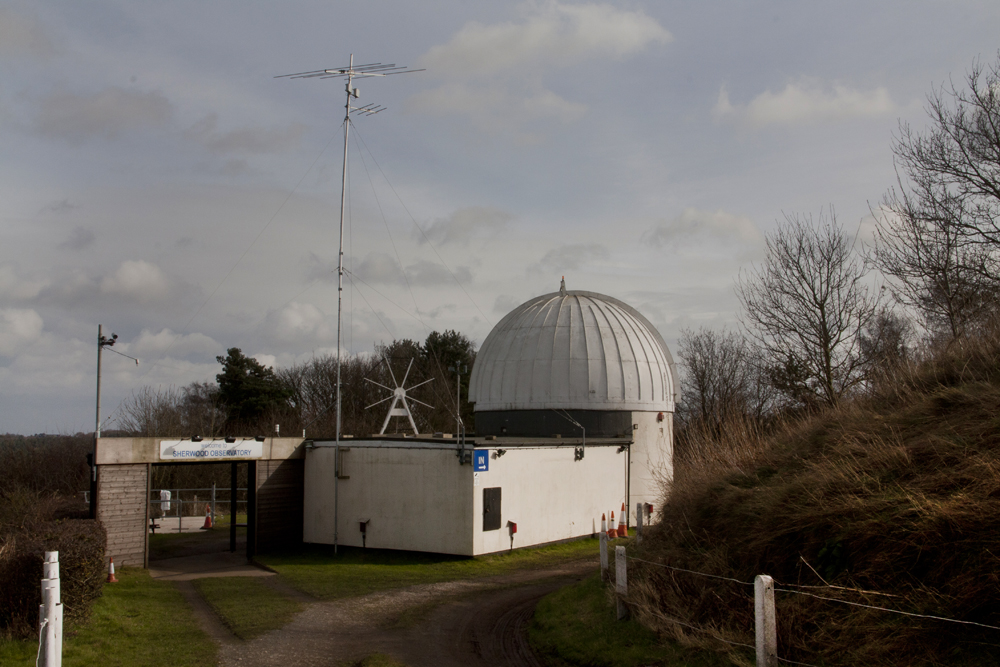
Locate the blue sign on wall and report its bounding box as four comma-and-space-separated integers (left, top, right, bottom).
473, 449, 489, 471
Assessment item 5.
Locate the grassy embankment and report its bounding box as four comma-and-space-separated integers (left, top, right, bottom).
616, 330, 1000, 666
530, 573, 732, 667
0, 568, 216, 667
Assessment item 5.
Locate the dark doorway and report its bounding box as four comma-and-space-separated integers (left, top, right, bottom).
148, 461, 253, 562
483, 487, 502, 531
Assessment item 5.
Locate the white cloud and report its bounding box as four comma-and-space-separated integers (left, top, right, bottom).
530, 243, 609, 273
261, 302, 335, 345
40, 198, 78, 215
713, 79, 898, 127
0, 308, 43, 356
100, 260, 171, 302
405, 260, 472, 286
419, 2, 671, 77
642, 208, 763, 253
0, 265, 45, 300
409, 83, 585, 138
253, 353, 277, 369
129, 328, 220, 359
353, 252, 403, 284
411, 2, 670, 137
0, 8, 53, 59
184, 113, 306, 155
59, 226, 95, 251
33, 87, 173, 144
493, 294, 521, 315
417, 206, 513, 246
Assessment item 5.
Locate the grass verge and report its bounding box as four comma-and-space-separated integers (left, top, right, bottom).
192, 577, 303, 640
0, 568, 215, 667
258, 537, 599, 600
529, 573, 734, 667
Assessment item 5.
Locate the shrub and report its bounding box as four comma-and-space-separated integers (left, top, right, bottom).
0, 489, 106, 639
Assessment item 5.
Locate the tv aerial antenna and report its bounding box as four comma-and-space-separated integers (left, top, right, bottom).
365, 358, 434, 435
275, 56, 423, 446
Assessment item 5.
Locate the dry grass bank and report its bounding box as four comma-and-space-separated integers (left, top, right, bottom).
632, 329, 1000, 666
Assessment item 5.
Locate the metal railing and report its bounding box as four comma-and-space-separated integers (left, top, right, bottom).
149, 485, 247, 533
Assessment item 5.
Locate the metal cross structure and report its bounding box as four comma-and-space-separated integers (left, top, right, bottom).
365, 358, 434, 435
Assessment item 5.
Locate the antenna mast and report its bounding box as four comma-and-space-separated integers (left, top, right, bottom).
276, 56, 422, 441
276, 56, 422, 553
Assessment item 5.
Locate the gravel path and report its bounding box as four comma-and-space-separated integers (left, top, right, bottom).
214, 558, 595, 667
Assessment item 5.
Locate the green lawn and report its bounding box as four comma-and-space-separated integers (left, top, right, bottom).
529, 574, 736, 667
0, 568, 215, 667
258, 537, 600, 600
192, 577, 303, 640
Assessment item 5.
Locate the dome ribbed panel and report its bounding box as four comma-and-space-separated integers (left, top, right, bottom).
468, 290, 677, 412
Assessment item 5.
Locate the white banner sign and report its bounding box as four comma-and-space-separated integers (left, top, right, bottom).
159, 439, 263, 461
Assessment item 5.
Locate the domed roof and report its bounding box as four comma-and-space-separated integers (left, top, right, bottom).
469, 284, 677, 412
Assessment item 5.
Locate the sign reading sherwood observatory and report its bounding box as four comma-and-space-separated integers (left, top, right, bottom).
159, 439, 263, 461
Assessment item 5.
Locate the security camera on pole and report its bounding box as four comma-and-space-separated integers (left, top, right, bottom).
91, 325, 138, 519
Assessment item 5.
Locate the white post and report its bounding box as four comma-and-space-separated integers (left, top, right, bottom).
599, 532, 608, 581
635, 502, 643, 544
755, 574, 777, 667
615, 545, 628, 620
40, 551, 62, 667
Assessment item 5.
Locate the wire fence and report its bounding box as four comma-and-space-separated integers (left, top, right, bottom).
147, 487, 248, 533
603, 503, 1000, 666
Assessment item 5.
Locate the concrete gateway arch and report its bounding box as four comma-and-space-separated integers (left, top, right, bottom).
94, 436, 306, 568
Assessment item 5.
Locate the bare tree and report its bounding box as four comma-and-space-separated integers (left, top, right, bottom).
737, 209, 880, 408
870, 55, 1000, 340
676, 327, 772, 428
892, 54, 1000, 249
870, 190, 996, 340
117, 386, 184, 436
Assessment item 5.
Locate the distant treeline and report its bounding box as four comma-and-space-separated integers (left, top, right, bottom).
113, 329, 477, 440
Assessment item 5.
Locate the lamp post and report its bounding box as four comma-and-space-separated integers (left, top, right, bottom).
91, 325, 117, 518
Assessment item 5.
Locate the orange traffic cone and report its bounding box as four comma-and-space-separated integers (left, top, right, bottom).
601, 513, 607, 534
107, 557, 118, 583
608, 511, 618, 539
617, 503, 628, 538
200, 504, 213, 530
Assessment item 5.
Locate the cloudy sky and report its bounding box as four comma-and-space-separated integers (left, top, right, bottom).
2, 1, 998, 434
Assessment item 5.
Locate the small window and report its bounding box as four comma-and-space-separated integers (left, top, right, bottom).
483, 487, 501, 531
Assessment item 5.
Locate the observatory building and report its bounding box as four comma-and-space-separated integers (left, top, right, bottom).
89, 282, 677, 565
302, 281, 677, 555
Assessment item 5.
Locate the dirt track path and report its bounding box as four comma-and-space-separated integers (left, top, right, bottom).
216, 559, 595, 667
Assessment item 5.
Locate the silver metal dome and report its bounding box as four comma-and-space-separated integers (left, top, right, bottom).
469, 286, 677, 412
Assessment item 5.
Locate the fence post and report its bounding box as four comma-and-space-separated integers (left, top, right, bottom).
599, 532, 609, 581
211, 482, 216, 524
40, 551, 62, 667
755, 574, 777, 666
615, 545, 628, 620
635, 502, 643, 544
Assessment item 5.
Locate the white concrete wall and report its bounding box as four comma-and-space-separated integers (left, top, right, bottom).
304, 445, 475, 555
471, 444, 626, 555
628, 410, 673, 522
303, 442, 632, 556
